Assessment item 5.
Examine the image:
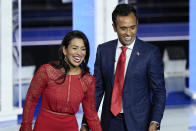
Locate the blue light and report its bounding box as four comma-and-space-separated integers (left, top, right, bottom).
73, 0, 95, 74
189, 0, 196, 92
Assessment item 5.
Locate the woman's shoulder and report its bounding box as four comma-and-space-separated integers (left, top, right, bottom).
81, 73, 96, 92
83, 72, 95, 79
37, 63, 63, 79
37, 63, 54, 71
82, 73, 96, 84
35, 64, 48, 73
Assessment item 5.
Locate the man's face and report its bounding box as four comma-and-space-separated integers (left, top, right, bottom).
113, 13, 138, 46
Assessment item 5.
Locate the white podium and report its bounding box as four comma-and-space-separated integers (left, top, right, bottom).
163, 47, 187, 95
0, 0, 22, 121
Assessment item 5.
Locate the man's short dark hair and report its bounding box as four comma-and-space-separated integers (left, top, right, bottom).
112, 4, 137, 26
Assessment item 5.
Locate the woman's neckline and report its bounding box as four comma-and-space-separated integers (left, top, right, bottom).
67, 72, 82, 76
60, 68, 82, 76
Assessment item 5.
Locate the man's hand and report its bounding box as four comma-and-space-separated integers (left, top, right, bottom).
80, 125, 89, 131
148, 122, 158, 131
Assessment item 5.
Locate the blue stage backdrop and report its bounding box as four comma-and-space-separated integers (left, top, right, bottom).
73, 0, 95, 74
189, 0, 196, 95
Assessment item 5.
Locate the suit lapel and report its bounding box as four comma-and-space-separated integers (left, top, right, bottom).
109, 39, 141, 87
124, 38, 141, 83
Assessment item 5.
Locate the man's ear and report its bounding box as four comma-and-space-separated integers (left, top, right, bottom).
112, 23, 117, 32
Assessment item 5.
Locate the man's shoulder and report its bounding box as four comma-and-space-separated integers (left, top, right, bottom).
136, 38, 158, 50
99, 39, 117, 47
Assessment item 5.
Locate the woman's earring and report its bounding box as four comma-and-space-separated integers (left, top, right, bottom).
64, 56, 68, 63
83, 59, 86, 64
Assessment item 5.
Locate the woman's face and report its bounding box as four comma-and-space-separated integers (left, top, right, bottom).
63, 38, 86, 68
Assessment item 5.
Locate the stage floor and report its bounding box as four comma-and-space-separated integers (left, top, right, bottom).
1, 104, 196, 131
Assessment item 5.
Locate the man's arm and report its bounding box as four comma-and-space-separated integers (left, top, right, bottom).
94, 45, 105, 111
148, 47, 166, 126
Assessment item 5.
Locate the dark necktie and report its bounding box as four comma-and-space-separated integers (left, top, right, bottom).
111, 46, 128, 116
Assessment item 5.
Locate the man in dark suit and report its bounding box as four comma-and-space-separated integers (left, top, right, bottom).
81, 4, 166, 131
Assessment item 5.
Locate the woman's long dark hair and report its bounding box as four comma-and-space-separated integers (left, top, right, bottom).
51, 30, 90, 84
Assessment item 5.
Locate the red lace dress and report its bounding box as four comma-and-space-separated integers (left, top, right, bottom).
19, 64, 102, 131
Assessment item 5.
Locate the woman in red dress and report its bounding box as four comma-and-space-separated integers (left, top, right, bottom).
19, 30, 102, 131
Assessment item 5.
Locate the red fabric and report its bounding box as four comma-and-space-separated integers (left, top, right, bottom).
33, 110, 78, 131
19, 64, 102, 131
111, 46, 128, 116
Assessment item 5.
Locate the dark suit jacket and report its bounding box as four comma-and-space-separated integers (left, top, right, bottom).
94, 38, 166, 131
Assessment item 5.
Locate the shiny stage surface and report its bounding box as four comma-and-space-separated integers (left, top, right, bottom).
1, 105, 196, 131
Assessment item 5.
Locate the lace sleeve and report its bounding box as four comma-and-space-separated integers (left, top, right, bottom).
19, 65, 48, 131
82, 75, 102, 131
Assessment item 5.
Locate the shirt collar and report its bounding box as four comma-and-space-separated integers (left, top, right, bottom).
117, 39, 135, 50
